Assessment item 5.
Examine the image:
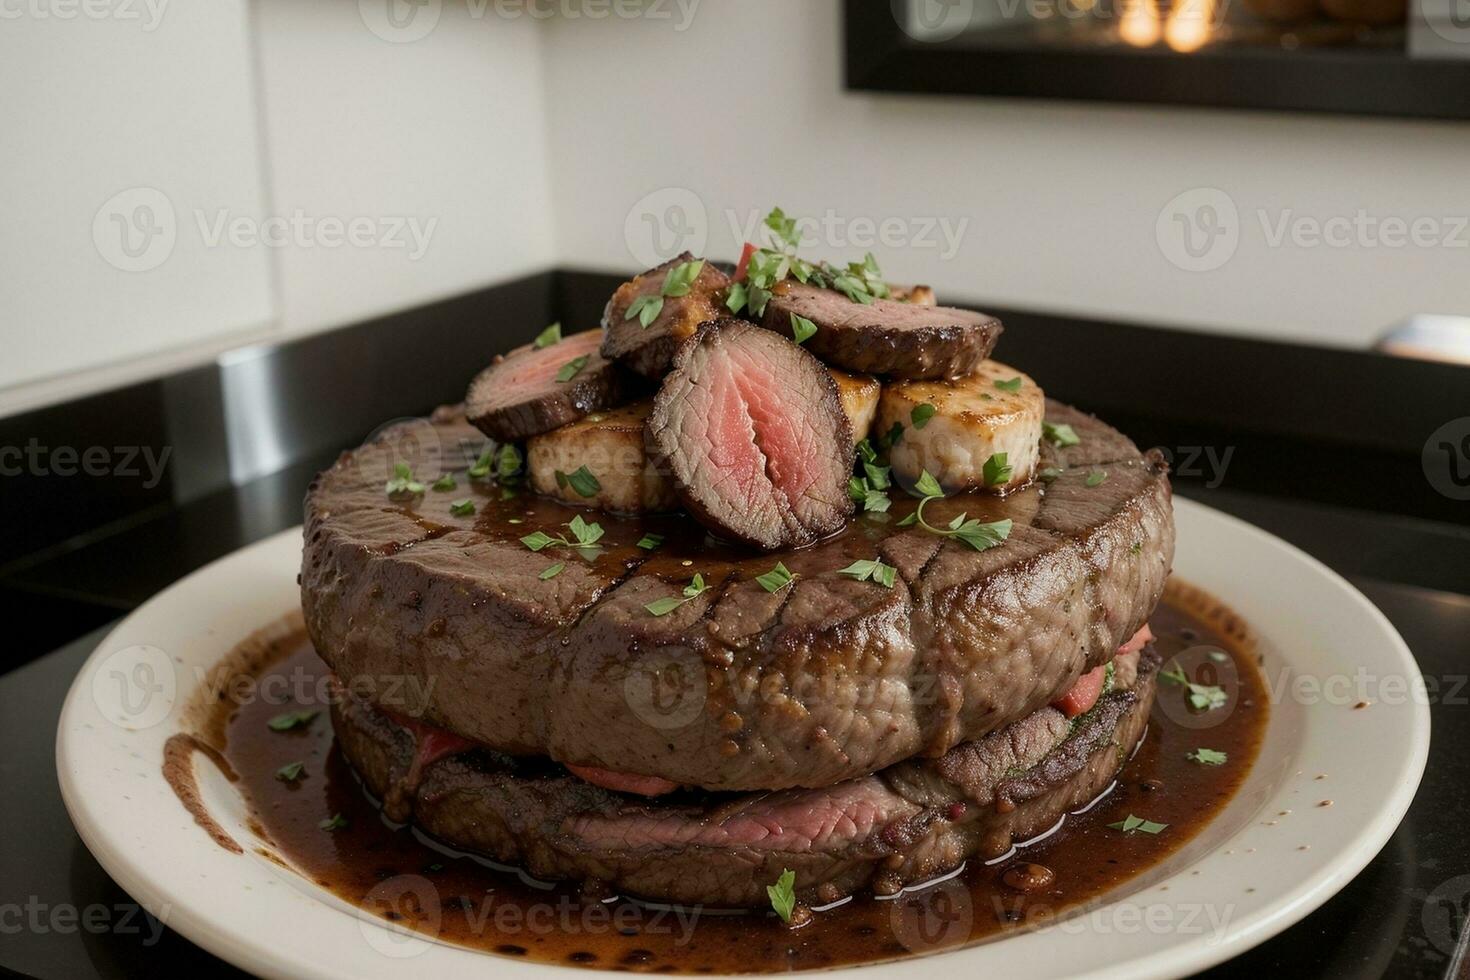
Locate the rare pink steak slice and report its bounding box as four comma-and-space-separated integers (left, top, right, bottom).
466, 328, 636, 441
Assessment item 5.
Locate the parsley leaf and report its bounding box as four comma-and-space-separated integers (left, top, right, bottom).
790, 313, 818, 345
520, 516, 605, 553
767, 868, 797, 924
645, 573, 710, 616
1187, 748, 1228, 766
1107, 814, 1168, 835
449, 498, 475, 517
837, 558, 897, 588
533, 322, 562, 348
556, 355, 590, 383
319, 813, 349, 832
1086, 469, 1108, 487
431, 473, 456, 492
468, 448, 493, 479
275, 761, 305, 782
626, 293, 664, 328
1043, 421, 1080, 448
662, 259, 705, 297
755, 562, 796, 593
913, 470, 944, 499
556, 465, 601, 498
849, 476, 892, 513
539, 562, 565, 581
267, 710, 319, 732
910, 403, 937, 429
636, 533, 664, 551
497, 443, 523, 482
983, 452, 1012, 487
994, 376, 1023, 392
385, 461, 425, 497
1160, 663, 1229, 710
1038, 466, 1063, 483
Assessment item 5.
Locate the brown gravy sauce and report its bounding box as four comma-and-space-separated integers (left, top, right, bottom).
167, 579, 1267, 973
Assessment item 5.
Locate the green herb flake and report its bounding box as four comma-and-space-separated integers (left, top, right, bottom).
755, 561, 796, 594
1107, 814, 1168, 835
913, 470, 944, 499
449, 498, 475, 517
556, 465, 601, 498
636, 533, 664, 551
1043, 421, 1081, 448
1187, 748, 1228, 766
790, 313, 818, 345
983, 452, 1013, 487
267, 710, 319, 732
319, 813, 349, 832
1161, 663, 1229, 711
521, 516, 605, 554
275, 761, 305, 783
767, 868, 797, 924
863, 461, 892, 490
539, 562, 565, 581
662, 259, 705, 298
468, 449, 493, 480
645, 573, 710, 616
837, 558, 898, 588
994, 376, 1023, 393
497, 443, 523, 482
556, 355, 590, 383
1038, 466, 1063, 483
533, 322, 562, 349
910, 403, 937, 429
1086, 469, 1108, 488
856, 439, 878, 464
431, 473, 456, 492
385, 461, 426, 497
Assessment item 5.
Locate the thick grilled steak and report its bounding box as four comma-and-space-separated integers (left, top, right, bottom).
466, 328, 636, 441
760, 282, 1002, 380
330, 649, 1157, 908
301, 401, 1172, 792
601, 253, 731, 379
646, 318, 855, 550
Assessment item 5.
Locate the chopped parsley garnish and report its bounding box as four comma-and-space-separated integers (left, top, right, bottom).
468, 449, 493, 479
1107, 814, 1168, 835
994, 376, 1023, 393
539, 562, 565, 581
521, 515, 605, 552
755, 561, 796, 593
627, 259, 705, 328
533, 322, 562, 348
849, 476, 892, 513
790, 313, 818, 345
767, 868, 797, 924
983, 452, 1012, 487
431, 473, 456, 492
449, 498, 475, 516
267, 710, 319, 732
384, 462, 425, 497
837, 558, 897, 588
898, 469, 1013, 551
319, 813, 349, 832
911, 469, 944, 499
636, 533, 664, 551
1129, 541, 1143, 555
275, 761, 305, 782
497, 443, 524, 482
626, 293, 663, 328
645, 573, 710, 616
1187, 748, 1228, 766
1161, 663, 1228, 710
1086, 469, 1108, 487
910, 403, 937, 429
725, 207, 890, 316
556, 355, 590, 383
1038, 467, 1063, 483
1042, 421, 1080, 448
863, 460, 892, 490
556, 465, 601, 498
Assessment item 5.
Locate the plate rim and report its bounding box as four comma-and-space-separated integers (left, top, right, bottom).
55, 498, 1431, 979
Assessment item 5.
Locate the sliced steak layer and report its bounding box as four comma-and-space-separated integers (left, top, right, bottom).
302, 400, 1172, 792
601, 253, 732, 379
466, 328, 636, 441
761, 282, 1002, 380
329, 649, 1158, 908
646, 318, 855, 550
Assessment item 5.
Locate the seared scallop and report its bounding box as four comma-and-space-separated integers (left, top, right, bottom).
828, 368, 881, 445
526, 401, 677, 513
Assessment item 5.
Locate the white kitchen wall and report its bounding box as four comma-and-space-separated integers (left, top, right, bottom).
541, 0, 1470, 350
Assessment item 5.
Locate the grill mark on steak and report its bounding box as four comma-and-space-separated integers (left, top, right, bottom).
601, 253, 732, 379
328, 648, 1158, 908
760, 282, 1003, 380
646, 319, 855, 551
466, 328, 638, 441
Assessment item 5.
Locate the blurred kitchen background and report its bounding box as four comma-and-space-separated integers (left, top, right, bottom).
2, 0, 1468, 663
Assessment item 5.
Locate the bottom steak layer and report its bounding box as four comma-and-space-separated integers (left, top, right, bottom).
330, 649, 1159, 908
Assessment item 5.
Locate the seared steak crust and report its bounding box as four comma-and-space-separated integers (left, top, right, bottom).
601, 253, 732, 379
466, 328, 637, 441
329, 650, 1158, 908
301, 402, 1173, 792
760, 282, 1002, 380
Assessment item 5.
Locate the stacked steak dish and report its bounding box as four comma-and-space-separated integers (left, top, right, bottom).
302, 209, 1175, 914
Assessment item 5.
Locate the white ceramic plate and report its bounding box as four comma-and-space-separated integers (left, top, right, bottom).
57, 497, 1429, 979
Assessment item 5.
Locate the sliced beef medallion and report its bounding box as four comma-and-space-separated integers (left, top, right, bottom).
466, 328, 635, 441
646, 318, 855, 550
601, 252, 732, 379
761, 282, 1002, 380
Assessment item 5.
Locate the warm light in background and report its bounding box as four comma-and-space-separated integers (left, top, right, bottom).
1119, 0, 1162, 46
1165, 0, 1217, 52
